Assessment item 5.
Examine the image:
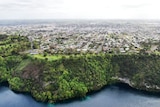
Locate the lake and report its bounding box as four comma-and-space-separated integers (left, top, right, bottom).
1, 83, 160, 107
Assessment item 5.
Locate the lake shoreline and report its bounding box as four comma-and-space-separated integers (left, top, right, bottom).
1, 82, 160, 105
1, 82, 160, 107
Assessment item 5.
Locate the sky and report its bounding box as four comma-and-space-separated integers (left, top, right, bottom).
0, 0, 160, 19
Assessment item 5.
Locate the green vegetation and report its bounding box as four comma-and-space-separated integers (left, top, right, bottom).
32, 54, 63, 61
0, 35, 30, 56
0, 34, 160, 103
26, 54, 114, 102
8, 77, 25, 90
111, 54, 160, 90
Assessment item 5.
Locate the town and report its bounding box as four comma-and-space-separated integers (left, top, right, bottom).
0, 20, 160, 54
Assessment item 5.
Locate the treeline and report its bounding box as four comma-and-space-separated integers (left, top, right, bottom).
0, 35, 40, 57
0, 35, 30, 56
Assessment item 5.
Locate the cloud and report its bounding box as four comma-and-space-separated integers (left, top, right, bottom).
0, 0, 160, 19
0, 0, 65, 19
122, 4, 149, 9
0, 0, 63, 10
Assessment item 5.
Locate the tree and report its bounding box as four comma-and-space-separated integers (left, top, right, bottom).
43, 52, 47, 57
8, 77, 24, 90
70, 79, 88, 97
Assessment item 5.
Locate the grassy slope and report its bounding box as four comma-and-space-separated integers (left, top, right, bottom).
15, 59, 31, 72
32, 54, 64, 61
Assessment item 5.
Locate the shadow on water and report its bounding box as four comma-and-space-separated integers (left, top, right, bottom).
84, 82, 160, 99
54, 95, 90, 105
0, 81, 9, 87
1, 82, 160, 107
54, 82, 160, 105
0, 82, 47, 107
112, 83, 160, 98
0, 81, 33, 96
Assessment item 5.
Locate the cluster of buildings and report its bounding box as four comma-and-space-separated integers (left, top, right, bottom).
0, 20, 160, 54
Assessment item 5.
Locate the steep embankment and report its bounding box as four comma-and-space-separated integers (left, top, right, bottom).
1, 53, 160, 103
7, 54, 114, 103
112, 54, 160, 92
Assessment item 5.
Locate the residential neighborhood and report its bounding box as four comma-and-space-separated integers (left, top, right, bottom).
0, 20, 160, 54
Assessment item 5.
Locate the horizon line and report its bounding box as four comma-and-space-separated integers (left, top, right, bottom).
0, 18, 160, 21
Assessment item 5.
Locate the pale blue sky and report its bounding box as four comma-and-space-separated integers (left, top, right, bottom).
0, 0, 160, 19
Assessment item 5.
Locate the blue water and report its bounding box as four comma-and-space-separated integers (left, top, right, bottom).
1, 84, 160, 107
